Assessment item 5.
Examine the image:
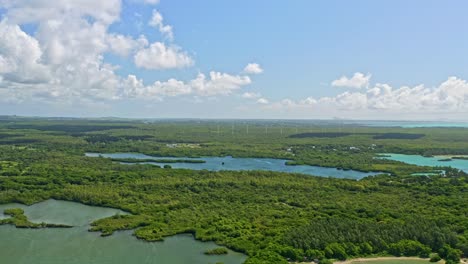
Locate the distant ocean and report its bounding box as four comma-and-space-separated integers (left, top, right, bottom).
342, 120, 468, 128
186, 119, 468, 128
272, 119, 468, 128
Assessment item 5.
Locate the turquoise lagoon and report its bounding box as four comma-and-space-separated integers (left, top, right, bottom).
379, 153, 468, 173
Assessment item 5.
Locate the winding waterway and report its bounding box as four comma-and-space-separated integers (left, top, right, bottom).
86, 152, 383, 180
0, 200, 246, 264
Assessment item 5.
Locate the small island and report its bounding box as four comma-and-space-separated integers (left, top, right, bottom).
109, 158, 206, 164
437, 158, 452, 162
452, 156, 468, 160
204, 247, 229, 255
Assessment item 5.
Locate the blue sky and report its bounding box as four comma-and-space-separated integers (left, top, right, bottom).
1, 0, 468, 120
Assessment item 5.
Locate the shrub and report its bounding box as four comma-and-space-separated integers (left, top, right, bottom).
204, 247, 228, 255
429, 253, 441, 262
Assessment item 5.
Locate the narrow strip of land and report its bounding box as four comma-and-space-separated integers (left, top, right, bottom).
294, 256, 443, 264
336, 257, 467, 264
335, 257, 432, 264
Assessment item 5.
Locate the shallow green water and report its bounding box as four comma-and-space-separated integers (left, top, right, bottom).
0, 200, 246, 264
0, 199, 128, 226
86, 153, 383, 180
379, 153, 468, 173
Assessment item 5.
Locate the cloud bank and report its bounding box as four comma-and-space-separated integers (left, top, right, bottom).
0, 1, 466, 120
260, 76, 468, 117
0, 0, 261, 105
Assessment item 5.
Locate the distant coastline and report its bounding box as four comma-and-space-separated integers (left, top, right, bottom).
1, 115, 468, 128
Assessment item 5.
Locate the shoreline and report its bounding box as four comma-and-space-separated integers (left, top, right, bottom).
293, 256, 447, 264
294, 257, 468, 264
335, 257, 433, 264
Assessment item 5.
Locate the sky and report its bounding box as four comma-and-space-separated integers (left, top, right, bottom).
1, 0, 468, 120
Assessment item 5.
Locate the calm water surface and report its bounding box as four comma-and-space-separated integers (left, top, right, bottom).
86, 153, 383, 180
379, 153, 468, 173
0, 200, 246, 264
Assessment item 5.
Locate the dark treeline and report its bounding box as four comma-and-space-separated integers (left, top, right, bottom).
372, 133, 425, 140
290, 132, 425, 140
289, 132, 355, 138
8, 124, 135, 133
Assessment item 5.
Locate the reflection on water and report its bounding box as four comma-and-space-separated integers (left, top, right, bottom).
86, 152, 383, 180
0, 200, 246, 264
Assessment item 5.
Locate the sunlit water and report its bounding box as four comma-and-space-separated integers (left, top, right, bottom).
378, 153, 468, 173
86, 153, 383, 180
0, 200, 246, 264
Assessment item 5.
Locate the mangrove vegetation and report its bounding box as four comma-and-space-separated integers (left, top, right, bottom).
0, 118, 466, 263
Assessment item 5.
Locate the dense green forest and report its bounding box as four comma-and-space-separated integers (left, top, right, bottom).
0, 117, 467, 263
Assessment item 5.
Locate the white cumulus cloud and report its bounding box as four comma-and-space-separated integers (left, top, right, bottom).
134, 42, 193, 70
242, 92, 261, 99
149, 10, 173, 40
107, 34, 148, 57
0, 0, 122, 26
190, 72, 251, 96
0, 0, 264, 110
0, 0, 197, 104
0, 20, 51, 84
243, 63, 263, 74
261, 76, 468, 118
124, 71, 252, 99
331, 72, 371, 89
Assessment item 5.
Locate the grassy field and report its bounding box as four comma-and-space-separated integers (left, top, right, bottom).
346, 257, 436, 264
350, 260, 431, 264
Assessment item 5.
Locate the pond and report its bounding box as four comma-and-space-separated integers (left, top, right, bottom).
0, 200, 247, 264
378, 153, 468, 173
86, 152, 383, 180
